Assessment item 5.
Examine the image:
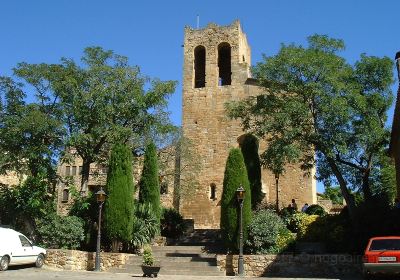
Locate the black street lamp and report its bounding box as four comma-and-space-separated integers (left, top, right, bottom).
94, 187, 107, 272
396, 51, 400, 82
236, 185, 245, 277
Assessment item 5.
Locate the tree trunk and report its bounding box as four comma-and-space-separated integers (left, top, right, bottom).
326, 157, 357, 221
111, 239, 120, 253
362, 167, 373, 202
275, 174, 279, 213
80, 158, 91, 194
390, 72, 400, 198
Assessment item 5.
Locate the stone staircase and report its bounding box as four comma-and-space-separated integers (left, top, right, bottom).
108, 230, 225, 276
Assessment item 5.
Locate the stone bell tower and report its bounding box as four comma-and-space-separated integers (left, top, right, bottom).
180, 21, 316, 229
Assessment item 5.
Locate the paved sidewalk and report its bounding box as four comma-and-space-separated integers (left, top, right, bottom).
0, 266, 361, 280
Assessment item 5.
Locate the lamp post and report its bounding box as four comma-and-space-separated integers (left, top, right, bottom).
94, 187, 107, 272
236, 185, 245, 277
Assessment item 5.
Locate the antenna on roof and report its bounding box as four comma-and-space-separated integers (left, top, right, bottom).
197, 14, 200, 29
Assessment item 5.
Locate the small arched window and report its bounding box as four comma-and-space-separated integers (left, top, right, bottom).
218, 43, 231, 86
210, 183, 217, 200
194, 45, 206, 88
62, 189, 69, 203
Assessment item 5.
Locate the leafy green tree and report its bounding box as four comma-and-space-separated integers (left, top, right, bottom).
320, 186, 344, 205
0, 77, 64, 183
375, 154, 396, 204
240, 134, 262, 209
156, 128, 201, 210
15, 47, 177, 192
227, 35, 394, 221
139, 141, 161, 221
104, 143, 135, 252
220, 148, 251, 251
0, 174, 55, 238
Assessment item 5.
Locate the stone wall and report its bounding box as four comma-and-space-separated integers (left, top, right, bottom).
216, 254, 362, 278
45, 249, 132, 271
0, 171, 25, 187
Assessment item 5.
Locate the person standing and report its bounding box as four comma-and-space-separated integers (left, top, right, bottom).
291, 199, 298, 211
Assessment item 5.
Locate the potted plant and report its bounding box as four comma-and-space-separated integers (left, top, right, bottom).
141, 245, 161, 278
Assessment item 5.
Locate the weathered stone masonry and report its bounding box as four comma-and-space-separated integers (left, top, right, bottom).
180, 21, 316, 229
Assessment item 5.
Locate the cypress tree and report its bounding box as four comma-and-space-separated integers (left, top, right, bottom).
139, 141, 161, 222
220, 148, 252, 251
240, 134, 263, 209
104, 143, 135, 252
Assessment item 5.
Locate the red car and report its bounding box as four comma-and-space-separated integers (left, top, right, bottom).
363, 236, 400, 279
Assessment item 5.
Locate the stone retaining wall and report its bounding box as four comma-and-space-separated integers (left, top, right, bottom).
45, 249, 133, 271
217, 254, 362, 277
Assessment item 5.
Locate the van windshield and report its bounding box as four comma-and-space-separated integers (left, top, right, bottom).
369, 239, 400, 251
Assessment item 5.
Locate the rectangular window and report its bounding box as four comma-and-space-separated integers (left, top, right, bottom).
369, 239, 400, 251
72, 166, 77, 176
210, 184, 216, 200
19, 235, 32, 247
160, 182, 168, 194
78, 166, 83, 175
65, 166, 71, 176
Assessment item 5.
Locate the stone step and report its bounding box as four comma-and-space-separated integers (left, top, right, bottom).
152, 245, 207, 252
110, 267, 224, 276
159, 269, 224, 276
121, 262, 218, 269
126, 256, 217, 264
109, 244, 224, 276
152, 252, 216, 258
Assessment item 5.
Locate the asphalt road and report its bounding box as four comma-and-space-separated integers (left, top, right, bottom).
0, 266, 368, 280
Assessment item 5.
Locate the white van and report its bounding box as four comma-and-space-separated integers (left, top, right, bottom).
0, 227, 46, 271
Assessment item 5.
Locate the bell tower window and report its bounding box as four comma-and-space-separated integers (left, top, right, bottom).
218, 42, 231, 86
194, 45, 206, 88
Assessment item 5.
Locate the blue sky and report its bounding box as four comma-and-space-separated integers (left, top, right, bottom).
1, 0, 399, 192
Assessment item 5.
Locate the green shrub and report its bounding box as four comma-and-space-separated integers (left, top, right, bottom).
305, 204, 327, 216
296, 214, 319, 239
131, 203, 160, 248
246, 209, 293, 254
142, 245, 155, 266
160, 208, 187, 238
276, 228, 295, 251
69, 190, 98, 251
36, 214, 85, 249
282, 212, 308, 233
300, 214, 350, 253
280, 206, 297, 230
220, 148, 251, 251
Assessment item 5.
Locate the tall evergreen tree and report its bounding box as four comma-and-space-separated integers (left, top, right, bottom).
104, 143, 135, 252
220, 148, 251, 251
139, 141, 161, 221
240, 134, 262, 208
